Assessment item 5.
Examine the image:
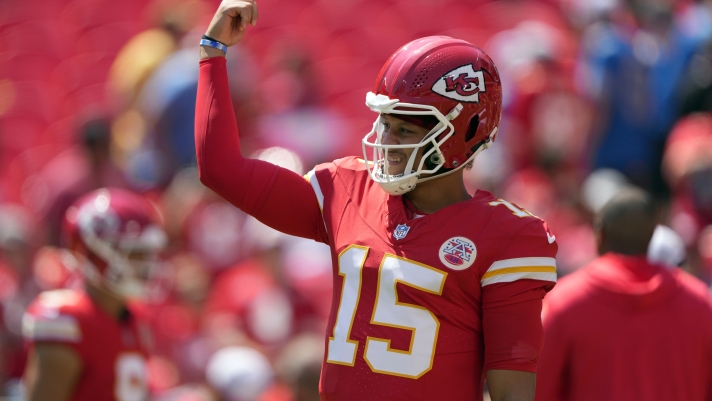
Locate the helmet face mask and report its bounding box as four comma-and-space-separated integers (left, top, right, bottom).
361, 36, 503, 196
362, 99, 456, 195
97, 245, 167, 300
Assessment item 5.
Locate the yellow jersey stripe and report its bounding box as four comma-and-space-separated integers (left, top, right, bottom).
481, 257, 557, 286
481, 265, 556, 279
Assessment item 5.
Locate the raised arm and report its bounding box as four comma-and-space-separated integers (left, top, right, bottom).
195, 0, 327, 243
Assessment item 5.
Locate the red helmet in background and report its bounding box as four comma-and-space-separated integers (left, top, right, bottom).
63, 188, 167, 299
362, 36, 503, 195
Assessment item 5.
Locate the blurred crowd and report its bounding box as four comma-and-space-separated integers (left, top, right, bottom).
1, 0, 712, 399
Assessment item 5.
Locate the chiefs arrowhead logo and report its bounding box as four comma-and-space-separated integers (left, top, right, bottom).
431, 64, 486, 103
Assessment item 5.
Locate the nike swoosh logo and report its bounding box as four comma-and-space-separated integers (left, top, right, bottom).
547, 233, 556, 244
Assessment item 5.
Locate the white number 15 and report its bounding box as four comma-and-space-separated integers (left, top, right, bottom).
327, 245, 447, 379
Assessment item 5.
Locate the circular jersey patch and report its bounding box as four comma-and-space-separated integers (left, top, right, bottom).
439, 237, 477, 270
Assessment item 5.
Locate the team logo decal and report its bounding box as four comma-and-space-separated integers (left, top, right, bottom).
439, 236, 476, 270
393, 224, 411, 240
431, 64, 486, 103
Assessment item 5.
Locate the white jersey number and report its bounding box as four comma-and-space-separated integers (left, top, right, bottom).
115, 353, 148, 401
327, 245, 447, 379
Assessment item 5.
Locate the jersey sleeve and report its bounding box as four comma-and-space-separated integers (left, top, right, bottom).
195, 56, 328, 244
304, 156, 371, 238
22, 292, 86, 357
481, 219, 558, 373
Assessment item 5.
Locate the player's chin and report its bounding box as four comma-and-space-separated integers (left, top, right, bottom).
384, 162, 407, 176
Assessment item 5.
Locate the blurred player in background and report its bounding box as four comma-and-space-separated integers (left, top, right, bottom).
22, 188, 167, 401
536, 188, 712, 401
196, 2, 558, 400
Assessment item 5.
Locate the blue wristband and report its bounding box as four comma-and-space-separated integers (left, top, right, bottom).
200, 38, 227, 53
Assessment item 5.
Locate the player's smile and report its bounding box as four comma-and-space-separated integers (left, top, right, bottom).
379, 114, 429, 176
386, 152, 406, 166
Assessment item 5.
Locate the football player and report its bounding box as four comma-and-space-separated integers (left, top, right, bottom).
196, 2, 558, 400
22, 188, 167, 401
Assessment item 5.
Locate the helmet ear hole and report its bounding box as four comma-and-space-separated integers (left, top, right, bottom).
464, 115, 480, 143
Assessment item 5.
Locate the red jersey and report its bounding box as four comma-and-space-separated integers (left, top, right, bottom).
536, 253, 712, 401
23, 289, 150, 401
307, 157, 557, 401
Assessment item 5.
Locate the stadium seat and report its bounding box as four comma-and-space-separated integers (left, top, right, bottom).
73, 22, 143, 56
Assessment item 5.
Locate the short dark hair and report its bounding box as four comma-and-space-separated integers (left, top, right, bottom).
596, 188, 658, 255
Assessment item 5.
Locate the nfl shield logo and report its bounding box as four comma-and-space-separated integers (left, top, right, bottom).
393, 224, 411, 240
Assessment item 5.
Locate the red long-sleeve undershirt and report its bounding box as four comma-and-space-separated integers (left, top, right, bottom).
195, 57, 327, 243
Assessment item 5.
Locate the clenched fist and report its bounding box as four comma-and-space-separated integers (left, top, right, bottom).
203, 0, 258, 52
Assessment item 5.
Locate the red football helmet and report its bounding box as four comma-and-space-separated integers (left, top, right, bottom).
63, 188, 167, 299
362, 36, 503, 195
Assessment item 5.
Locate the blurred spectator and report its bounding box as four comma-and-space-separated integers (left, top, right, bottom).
201, 216, 331, 357
536, 188, 712, 401
662, 113, 712, 280
677, 0, 712, 43
202, 219, 294, 348
184, 200, 244, 271
275, 334, 323, 401
681, 38, 712, 115
490, 20, 591, 174
205, 346, 273, 401
158, 252, 212, 382
578, 0, 699, 195
108, 0, 208, 105
160, 167, 209, 248
580, 168, 631, 214
256, 45, 351, 166
43, 116, 128, 245
130, 37, 259, 187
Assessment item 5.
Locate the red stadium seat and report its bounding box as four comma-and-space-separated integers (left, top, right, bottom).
313, 0, 385, 33
0, 21, 76, 60
311, 58, 371, 100
388, 0, 490, 37
0, 116, 47, 155
0, 0, 66, 26
50, 53, 115, 96
0, 54, 61, 82
60, 0, 145, 31
73, 22, 142, 56
39, 116, 78, 145
0, 81, 63, 125
245, 0, 307, 30
466, 1, 569, 33
440, 27, 493, 50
